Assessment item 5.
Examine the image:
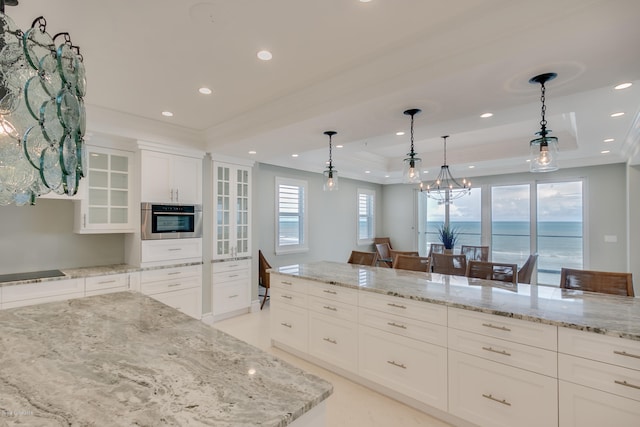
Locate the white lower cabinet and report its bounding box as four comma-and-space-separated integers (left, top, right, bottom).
2, 278, 85, 309
448, 350, 558, 427
212, 259, 251, 320
140, 264, 202, 319
559, 381, 640, 427
271, 301, 308, 353
141, 239, 203, 266
85, 273, 130, 296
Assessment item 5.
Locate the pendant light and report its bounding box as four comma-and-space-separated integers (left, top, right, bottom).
529, 72, 559, 172
323, 131, 338, 191
421, 135, 470, 204
402, 108, 422, 184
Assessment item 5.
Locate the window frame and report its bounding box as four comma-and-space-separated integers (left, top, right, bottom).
275, 177, 309, 255
357, 188, 376, 245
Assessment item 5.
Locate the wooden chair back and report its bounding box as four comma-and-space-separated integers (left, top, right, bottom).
517, 254, 538, 284
348, 250, 378, 266
375, 243, 392, 267
428, 243, 446, 258
467, 260, 517, 284
389, 250, 419, 267
373, 237, 393, 249
559, 268, 634, 297
431, 253, 467, 276
460, 245, 489, 262
393, 255, 431, 272
258, 250, 272, 309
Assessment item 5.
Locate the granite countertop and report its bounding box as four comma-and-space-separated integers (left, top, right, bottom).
0, 292, 332, 426
272, 261, 640, 341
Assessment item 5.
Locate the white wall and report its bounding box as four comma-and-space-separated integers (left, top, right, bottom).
627, 164, 640, 296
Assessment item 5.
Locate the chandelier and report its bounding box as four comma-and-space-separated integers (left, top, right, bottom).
0, 0, 87, 206
402, 108, 422, 184
529, 72, 558, 172
421, 135, 470, 204
323, 130, 338, 191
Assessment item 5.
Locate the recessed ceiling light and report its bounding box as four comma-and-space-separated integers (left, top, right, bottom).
384, 175, 390, 178
614, 82, 632, 90
336, 144, 344, 148
365, 170, 371, 174
291, 153, 299, 158
257, 50, 272, 61
396, 131, 405, 136
199, 87, 212, 95
360, 0, 372, 3
469, 165, 475, 169
161, 111, 173, 117
601, 150, 610, 154
248, 150, 257, 154
480, 112, 493, 118
603, 138, 614, 143
611, 112, 625, 117
526, 159, 531, 163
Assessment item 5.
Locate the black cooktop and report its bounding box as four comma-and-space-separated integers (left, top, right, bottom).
0, 270, 66, 283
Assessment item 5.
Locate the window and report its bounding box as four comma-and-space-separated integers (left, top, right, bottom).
357, 188, 375, 245
491, 184, 531, 268
275, 177, 308, 254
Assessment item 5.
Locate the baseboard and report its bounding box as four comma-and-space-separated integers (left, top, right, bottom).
200, 312, 214, 325
250, 299, 261, 312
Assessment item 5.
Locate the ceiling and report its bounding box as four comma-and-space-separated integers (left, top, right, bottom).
9, 0, 640, 184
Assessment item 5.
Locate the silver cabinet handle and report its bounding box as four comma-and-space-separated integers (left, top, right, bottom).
387, 303, 407, 309
281, 281, 293, 285
482, 323, 511, 332
281, 295, 293, 300
323, 305, 337, 311
168, 283, 181, 287
168, 272, 181, 275
387, 322, 407, 329
614, 350, 640, 360
323, 337, 337, 344
280, 323, 292, 328
482, 346, 512, 356
228, 274, 239, 278
168, 248, 182, 251
482, 393, 511, 406
176, 188, 179, 202
323, 289, 337, 295
386, 360, 406, 369
98, 280, 116, 284
615, 380, 640, 390
170, 189, 174, 201
229, 294, 239, 298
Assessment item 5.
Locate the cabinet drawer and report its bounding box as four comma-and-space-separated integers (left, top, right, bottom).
358, 324, 447, 411
559, 327, 640, 371
448, 328, 557, 377
141, 239, 202, 263
448, 307, 557, 351
309, 311, 358, 373
141, 275, 201, 295
211, 259, 250, 274
308, 295, 357, 322
307, 282, 358, 305
3, 278, 84, 308
271, 287, 308, 309
271, 303, 308, 353
449, 350, 558, 427
213, 280, 250, 314
141, 265, 201, 284
359, 291, 447, 325
559, 381, 640, 427
150, 287, 201, 319
270, 274, 309, 294
559, 353, 640, 402
212, 268, 249, 284
359, 306, 447, 346
85, 273, 129, 295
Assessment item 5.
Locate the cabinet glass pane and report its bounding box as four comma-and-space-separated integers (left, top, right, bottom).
89, 170, 108, 188
89, 189, 108, 205
111, 172, 128, 189
110, 208, 127, 224
89, 152, 108, 169
223, 198, 229, 210
111, 155, 128, 172
224, 182, 229, 194
217, 181, 223, 194
111, 190, 127, 206
89, 207, 108, 223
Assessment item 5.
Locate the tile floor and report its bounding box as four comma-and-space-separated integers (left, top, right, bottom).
213, 302, 453, 427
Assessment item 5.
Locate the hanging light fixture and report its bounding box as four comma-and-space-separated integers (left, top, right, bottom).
529, 72, 558, 172
402, 108, 422, 184
323, 130, 338, 191
0, 0, 87, 206
421, 135, 470, 205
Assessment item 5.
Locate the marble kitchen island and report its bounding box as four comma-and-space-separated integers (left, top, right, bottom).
0, 292, 332, 426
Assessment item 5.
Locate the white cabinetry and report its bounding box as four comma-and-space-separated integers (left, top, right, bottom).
140, 265, 202, 319
212, 259, 251, 320
74, 145, 135, 233
2, 278, 84, 309
85, 273, 130, 296
270, 275, 309, 353
140, 149, 202, 204
558, 328, 640, 427
141, 239, 202, 266
212, 161, 251, 260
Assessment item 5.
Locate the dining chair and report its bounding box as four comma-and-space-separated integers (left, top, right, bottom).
348, 250, 378, 266
466, 260, 518, 284
375, 243, 393, 268
427, 243, 446, 258
431, 253, 467, 276
393, 255, 431, 272
373, 237, 393, 249
389, 250, 419, 267
517, 254, 538, 284
559, 268, 634, 297
258, 250, 272, 310
460, 245, 489, 262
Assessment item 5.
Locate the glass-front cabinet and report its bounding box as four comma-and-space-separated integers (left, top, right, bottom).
74, 146, 135, 233
213, 161, 251, 260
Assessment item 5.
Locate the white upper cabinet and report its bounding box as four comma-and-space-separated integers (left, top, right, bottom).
213, 161, 251, 260
140, 150, 202, 205
74, 145, 135, 233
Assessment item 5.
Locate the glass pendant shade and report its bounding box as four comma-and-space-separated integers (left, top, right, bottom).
323, 168, 339, 191
529, 134, 559, 172
403, 155, 422, 183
